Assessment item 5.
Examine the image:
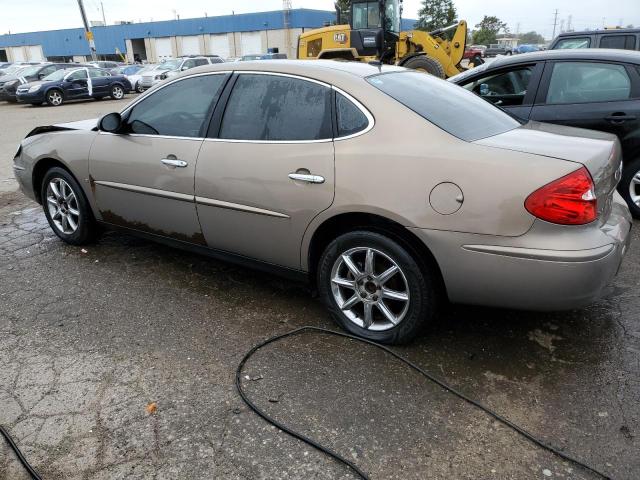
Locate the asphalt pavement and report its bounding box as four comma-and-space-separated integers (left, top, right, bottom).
0, 99, 638, 480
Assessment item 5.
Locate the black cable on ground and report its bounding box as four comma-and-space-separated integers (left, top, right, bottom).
236, 326, 613, 480
0, 424, 42, 480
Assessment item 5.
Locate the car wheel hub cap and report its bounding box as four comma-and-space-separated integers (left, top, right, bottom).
630, 170, 640, 206
46, 178, 80, 235
330, 247, 410, 331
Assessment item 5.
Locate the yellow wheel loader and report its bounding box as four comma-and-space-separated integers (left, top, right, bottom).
297, 0, 467, 78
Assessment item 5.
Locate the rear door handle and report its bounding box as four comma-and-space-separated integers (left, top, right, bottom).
605, 113, 637, 123
288, 173, 325, 184
161, 158, 188, 168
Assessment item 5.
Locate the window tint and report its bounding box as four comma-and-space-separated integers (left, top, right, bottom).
462, 66, 535, 106
127, 74, 227, 137
599, 35, 636, 50
367, 71, 520, 142
352, 2, 381, 29
336, 92, 369, 137
67, 70, 87, 80
89, 69, 109, 78
546, 62, 631, 104
554, 37, 591, 49
182, 59, 196, 69
40, 65, 56, 76
194, 58, 209, 66
219, 74, 332, 141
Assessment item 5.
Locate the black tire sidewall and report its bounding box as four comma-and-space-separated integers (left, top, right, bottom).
111, 85, 124, 99
136, 82, 144, 93
619, 158, 640, 218
317, 231, 437, 344
41, 167, 96, 245
403, 56, 446, 79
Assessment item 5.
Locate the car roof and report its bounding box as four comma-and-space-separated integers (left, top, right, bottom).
184, 59, 405, 79
483, 48, 640, 68
556, 28, 640, 36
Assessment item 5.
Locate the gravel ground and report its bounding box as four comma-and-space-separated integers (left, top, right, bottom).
0, 99, 638, 480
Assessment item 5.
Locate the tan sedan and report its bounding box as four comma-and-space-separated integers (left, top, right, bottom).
13, 61, 632, 344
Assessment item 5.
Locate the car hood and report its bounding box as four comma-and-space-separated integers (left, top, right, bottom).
25, 118, 99, 138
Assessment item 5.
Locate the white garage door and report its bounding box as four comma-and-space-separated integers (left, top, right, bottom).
9, 47, 25, 62
180, 36, 200, 55
208, 34, 230, 59
240, 32, 262, 56
155, 37, 173, 59
26, 45, 45, 62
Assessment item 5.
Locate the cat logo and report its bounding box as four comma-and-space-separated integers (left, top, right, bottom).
333, 33, 348, 44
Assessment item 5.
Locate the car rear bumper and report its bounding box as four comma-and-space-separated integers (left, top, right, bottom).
411, 193, 632, 311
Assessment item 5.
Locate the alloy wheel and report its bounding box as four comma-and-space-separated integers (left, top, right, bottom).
48, 91, 62, 106
330, 247, 410, 331
112, 86, 124, 99
46, 178, 80, 234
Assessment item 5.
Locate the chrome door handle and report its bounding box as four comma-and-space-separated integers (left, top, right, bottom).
161, 158, 188, 168
288, 173, 325, 184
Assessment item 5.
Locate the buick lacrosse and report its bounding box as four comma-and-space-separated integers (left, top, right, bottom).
13, 61, 632, 344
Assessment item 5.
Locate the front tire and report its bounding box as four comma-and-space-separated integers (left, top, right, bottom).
110, 84, 125, 100
45, 89, 64, 106
317, 231, 438, 344
402, 55, 446, 79
41, 167, 97, 245
619, 158, 640, 218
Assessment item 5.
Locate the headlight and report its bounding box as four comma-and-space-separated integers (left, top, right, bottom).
28, 85, 41, 93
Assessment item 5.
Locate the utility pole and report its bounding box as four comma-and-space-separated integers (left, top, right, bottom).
76, 0, 97, 61
101, 1, 106, 26
551, 9, 559, 39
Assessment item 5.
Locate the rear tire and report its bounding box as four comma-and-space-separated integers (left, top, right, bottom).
135, 81, 144, 93
45, 89, 64, 106
317, 231, 438, 344
619, 158, 640, 219
402, 55, 446, 79
41, 167, 97, 245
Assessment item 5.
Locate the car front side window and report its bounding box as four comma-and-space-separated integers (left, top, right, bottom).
67, 70, 88, 81
462, 67, 535, 106
125, 74, 227, 138
219, 74, 332, 141
546, 62, 632, 104
554, 37, 591, 49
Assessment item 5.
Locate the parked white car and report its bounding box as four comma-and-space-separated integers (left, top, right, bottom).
139, 57, 221, 90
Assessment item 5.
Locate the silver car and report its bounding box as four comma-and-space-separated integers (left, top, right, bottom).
13, 61, 632, 344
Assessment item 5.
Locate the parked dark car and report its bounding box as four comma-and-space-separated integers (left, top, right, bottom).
484, 44, 512, 57
449, 49, 640, 217
550, 28, 640, 51
16, 67, 131, 106
0, 63, 78, 102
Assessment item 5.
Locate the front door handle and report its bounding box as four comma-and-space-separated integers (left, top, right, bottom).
288, 173, 325, 184
161, 158, 188, 168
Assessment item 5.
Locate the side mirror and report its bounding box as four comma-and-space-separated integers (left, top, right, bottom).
181, 66, 189, 71
99, 112, 123, 133
38, 73, 45, 79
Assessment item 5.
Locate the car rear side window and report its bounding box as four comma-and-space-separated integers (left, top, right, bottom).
461, 66, 536, 106
554, 37, 591, 49
546, 62, 631, 104
219, 74, 332, 141
126, 74, 227, 138
367, 71, 520, 142
599, 35, 636, 50
336, 92, 369, 137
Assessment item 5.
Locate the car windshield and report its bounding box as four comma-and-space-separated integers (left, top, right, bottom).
158, 60, 180, 70
43, 69, 70, 81
16, 65, 43, 77
367, 71, 521, 141
3, 65, 27, 75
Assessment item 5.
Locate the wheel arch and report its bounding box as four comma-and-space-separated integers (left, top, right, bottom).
304, 211, 447, 297
32, 157, 76, 204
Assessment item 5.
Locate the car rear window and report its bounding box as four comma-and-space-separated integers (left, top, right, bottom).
367, 71, 521, 141
554, 37, 591, 49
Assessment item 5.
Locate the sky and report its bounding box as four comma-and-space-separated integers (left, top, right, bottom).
1, 0, 639, 40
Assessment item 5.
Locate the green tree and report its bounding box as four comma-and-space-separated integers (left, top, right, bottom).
334, 0, 350, 25
416, 0, 457, 32
472, 15, 508, 45
518, 31, 545, 44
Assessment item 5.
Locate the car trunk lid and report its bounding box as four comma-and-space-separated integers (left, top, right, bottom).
475, 121, 622, 222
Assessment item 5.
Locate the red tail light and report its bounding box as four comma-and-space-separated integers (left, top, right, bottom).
525, 167, 597, 225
